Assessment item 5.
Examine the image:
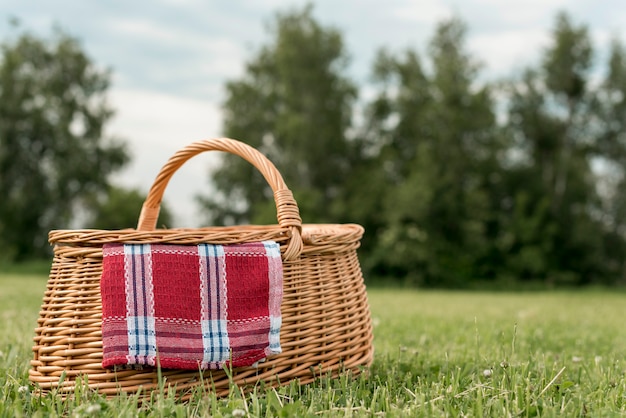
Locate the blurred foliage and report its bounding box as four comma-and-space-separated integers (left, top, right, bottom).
83, 186, 173, 230
363, 18, 504, 287
3, 8, 626, 287
197, 4, 359, 226
203, 6, 626, 287
501, 12, 626, 285
0, 24, 129, 260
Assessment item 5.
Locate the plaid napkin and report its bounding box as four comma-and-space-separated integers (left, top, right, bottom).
100, 241, 283, 370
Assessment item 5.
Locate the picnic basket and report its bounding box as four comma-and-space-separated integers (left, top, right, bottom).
29, 137, 373, 399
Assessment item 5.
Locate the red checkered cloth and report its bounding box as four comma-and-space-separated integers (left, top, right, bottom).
100, 241, 283, 370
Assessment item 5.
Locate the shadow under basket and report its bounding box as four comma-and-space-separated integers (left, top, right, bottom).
28, 138, 373, 399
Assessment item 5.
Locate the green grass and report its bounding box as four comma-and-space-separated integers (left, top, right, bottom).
1, 273, 626, 417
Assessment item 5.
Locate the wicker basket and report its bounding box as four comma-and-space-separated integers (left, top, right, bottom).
29, 138, 373, 399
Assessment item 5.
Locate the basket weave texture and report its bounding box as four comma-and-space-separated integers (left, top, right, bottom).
29, 138, 373, 398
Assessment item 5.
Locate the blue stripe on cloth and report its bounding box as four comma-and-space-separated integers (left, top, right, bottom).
201, 319, 230, 364
269, 316, 282, 354
198, 243, 225, 258
126, 316, 157, 361
125, 244, 156, 364
262, 241, 281, 259
123, 243, 152, 255
199, 244, 225, 321
198, 244, 229, 366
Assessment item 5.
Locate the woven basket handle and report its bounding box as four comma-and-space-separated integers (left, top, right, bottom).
137, 138, 303, 261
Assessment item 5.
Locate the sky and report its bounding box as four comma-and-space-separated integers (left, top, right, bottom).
1, 0, 624, 228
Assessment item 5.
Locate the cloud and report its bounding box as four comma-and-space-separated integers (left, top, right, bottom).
388, 0, 453, 23
468, 0, 571, 26
108, 88, 223, 227
106, 16, 241, 55
469, 28, 551, 77
101, 16, 248, 97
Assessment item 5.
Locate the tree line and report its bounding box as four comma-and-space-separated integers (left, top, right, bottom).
202, 6, 626, 287
2, 7, 626, 287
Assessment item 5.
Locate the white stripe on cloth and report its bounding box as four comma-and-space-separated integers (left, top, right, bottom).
264, 241, 283, 355
198, 244, 230, 367
124, 244, 157, 365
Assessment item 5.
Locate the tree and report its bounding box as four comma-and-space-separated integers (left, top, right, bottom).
0, 24, 129, 260
590, 39, 626, 284
503, 12, 626, 285
83, 186, 173, 230
198, 8, 626, 287
364, 18, 504, 286
198, 4, 358, 226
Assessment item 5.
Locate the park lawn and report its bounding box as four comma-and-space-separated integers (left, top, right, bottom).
1, 273, 625, 417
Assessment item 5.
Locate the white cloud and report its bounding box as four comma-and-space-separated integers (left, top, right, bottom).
108, 18, 183, 45
470, 28, 551, 77
468, 0, 571, 26
389, 0, 453, 23
107, 17, 239, 54
108, 88, 223, 227
104, 17, 247, 75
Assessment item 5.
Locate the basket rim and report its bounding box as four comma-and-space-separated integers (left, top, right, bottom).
48, 223, 364, 246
